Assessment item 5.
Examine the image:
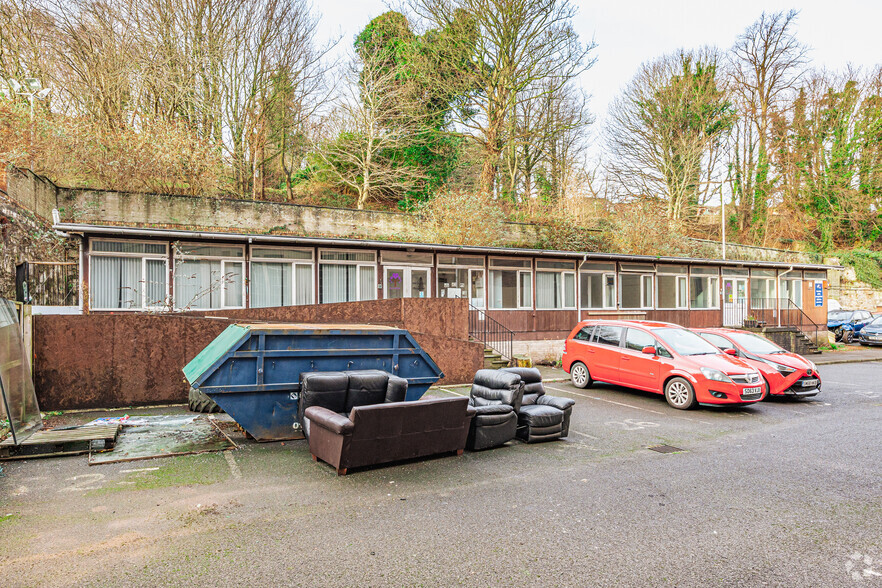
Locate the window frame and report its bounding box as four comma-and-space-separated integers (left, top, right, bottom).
689, 267, 720, 310
656, 273, 689, 310
535, 259, 576, 310
89, 239, 169, 311
173, 243, 246, 310
579, 270, 617, 310
249, 246, 315, 308
619, 272, 654, 310
318, 248, 377, 304
488, 257, 533, 310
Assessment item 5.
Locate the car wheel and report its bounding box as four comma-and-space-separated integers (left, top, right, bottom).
842, 330, 853, 344
570, 361, 592, 389
664, 377, 697, 410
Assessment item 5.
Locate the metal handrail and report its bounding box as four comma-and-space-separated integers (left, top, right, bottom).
467, 302, 514, 361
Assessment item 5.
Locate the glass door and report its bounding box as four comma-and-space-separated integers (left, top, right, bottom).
723, 278, 748, 326
469, 268, 485, 308
385, 267, 432, 299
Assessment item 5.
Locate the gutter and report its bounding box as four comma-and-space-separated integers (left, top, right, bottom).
52, 222, 843, 272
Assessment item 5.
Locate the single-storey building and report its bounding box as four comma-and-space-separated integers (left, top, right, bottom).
51, 222, 835, 356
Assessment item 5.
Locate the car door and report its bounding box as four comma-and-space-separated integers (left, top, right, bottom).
588, 325, 624, 383
567, 324, 595, 369
620, 328, 661, 391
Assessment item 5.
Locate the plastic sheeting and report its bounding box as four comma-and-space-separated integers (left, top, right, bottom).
0, 299, 42, 444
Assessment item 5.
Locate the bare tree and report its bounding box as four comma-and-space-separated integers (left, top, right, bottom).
606, 49, 734, 221
728, 10, 809, 237
317, 55, 427, 209
406, 0, 596, 197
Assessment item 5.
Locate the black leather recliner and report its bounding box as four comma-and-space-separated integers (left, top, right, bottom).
501, 367, 575, 443
466, 369, 523, 450
298, 370, 408, 439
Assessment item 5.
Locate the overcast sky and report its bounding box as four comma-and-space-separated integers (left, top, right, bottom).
315, 0, 882, 157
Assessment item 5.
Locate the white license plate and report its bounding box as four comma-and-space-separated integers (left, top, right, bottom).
743, 386, 762, 395
800, 379, 819, 388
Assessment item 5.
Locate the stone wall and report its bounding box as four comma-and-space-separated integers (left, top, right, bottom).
0, 194, 74, 299
826, 261, 882, 311
687, 238, 823, 264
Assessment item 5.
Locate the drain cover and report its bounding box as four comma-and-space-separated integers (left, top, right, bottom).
647, 444, 686, 454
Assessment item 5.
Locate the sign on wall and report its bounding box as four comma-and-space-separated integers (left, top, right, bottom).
814, 282, 824, 307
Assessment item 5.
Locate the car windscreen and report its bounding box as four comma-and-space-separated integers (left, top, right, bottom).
654, 328, 721, 356
868, 316, 882, 327
828, 310, 853, 321
727, 331, 785, 355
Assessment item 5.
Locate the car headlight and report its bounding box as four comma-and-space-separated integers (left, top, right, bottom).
765, 360, 796, 375
808, 360, 817, 372
700, 367, 733, 383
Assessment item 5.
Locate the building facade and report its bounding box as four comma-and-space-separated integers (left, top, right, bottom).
55, 223, 833, 348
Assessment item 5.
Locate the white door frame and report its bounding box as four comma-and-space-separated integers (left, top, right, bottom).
384, 266, 431, 299
722, 277, 748, 326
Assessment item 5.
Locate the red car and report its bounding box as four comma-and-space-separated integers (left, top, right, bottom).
562, 320, 766, 410
692, 328, 821, 398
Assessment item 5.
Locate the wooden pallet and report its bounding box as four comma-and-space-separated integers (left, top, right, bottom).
0, 424, 121, 459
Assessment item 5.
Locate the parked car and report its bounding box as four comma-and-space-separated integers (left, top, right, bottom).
857, 316, 882, 346
562, 320, 766, 410
692, 328, 821, 398
827, 309, 874, 343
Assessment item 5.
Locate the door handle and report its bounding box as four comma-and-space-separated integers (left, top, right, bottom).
622, 356, 630, 361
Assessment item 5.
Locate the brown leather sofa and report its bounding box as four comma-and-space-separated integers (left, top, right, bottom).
299, 371, 475, 475
305, 398, 475, 475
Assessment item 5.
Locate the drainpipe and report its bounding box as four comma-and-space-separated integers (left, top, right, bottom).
777, 266, 794, 327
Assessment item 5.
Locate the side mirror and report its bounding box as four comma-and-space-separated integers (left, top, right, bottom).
641, 346, 657, 355
724, 348, 738, 356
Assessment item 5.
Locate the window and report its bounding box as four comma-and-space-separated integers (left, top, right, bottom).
750, 269, 777, 309
90, 240, 168, 310
621, 273, 653, 309
574, 326, 594, 341
657, 265, 688, 309
437, 255, 485, 307
594, 325, 623, 347
780, 274, 803, 307
250, 247, 314, 308
699, 332, 736, 352
624, 328, 657, 352
580, 262, 616, 310
690, 267, 719, 309
805, 270, 827, 281
536, 260, 575, 310
489, 258, 532, 309
380, 250, 433, 265
174, 244, 245, 310
319, 250, 376, 304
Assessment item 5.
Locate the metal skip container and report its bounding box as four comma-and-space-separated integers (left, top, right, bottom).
182, 323, 444, 442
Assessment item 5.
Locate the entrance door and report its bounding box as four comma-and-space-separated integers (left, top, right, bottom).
385, 267, 431, 299
723, 278, 748, 326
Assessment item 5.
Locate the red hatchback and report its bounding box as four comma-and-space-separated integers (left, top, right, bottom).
562, 320, 766, 409
692, 328, 821, 398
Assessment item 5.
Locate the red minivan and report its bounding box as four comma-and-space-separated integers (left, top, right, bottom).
562, 320, 766, 409
692, 328, 821, 398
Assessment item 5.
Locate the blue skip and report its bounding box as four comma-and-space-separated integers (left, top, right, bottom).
183, 323, 444, 441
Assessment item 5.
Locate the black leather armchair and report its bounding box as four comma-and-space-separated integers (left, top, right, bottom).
466, 369, 523, 450
501, 367, 575, 442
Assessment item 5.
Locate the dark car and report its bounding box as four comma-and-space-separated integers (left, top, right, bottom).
827, 309, 874, 343
857, 316, 882, 346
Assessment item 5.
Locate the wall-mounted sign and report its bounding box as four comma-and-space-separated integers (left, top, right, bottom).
814, 282, 824, 307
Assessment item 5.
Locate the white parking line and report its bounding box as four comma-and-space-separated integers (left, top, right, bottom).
436, 387, 466, 397
545, 385, 714, 425
571, 430, 599, 440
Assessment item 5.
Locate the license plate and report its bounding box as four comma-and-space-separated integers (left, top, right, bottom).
743, 386, 762, 395
800, 378, 819, 388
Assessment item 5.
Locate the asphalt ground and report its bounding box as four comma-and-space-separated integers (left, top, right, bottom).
1, 362, 881, 587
